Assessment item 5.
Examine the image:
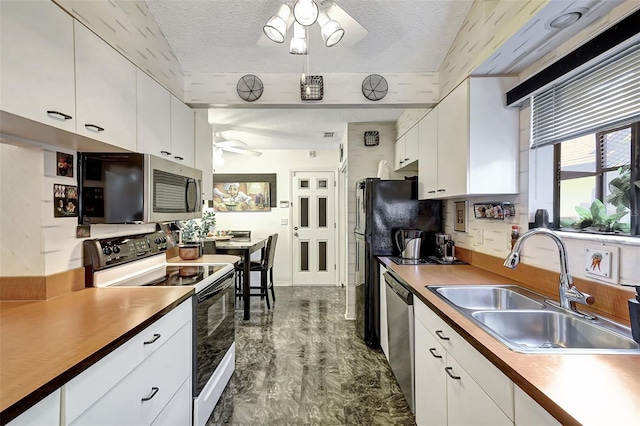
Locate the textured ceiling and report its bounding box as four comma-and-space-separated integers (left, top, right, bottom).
146, 0, 473, 150
209, 108, 404, 150
146, 0, 473, 74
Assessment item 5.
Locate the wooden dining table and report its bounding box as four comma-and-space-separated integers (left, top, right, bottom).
213, 236, 267, 320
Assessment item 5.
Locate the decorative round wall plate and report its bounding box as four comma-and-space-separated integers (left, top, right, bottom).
362, 74, 388, 101
236, 75, 264, 102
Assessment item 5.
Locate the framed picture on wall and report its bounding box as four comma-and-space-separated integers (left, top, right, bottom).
454, 201, 467, 232
213, 174, 277, 210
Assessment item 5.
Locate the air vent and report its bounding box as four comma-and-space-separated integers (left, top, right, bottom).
323, 132, 335, 138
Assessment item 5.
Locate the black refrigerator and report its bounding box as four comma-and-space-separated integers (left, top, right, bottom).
354, 178, 442, 348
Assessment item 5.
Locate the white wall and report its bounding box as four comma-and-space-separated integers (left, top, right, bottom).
345, 121, 403, 319
0, 141, 157, 277
211, 149, 339, 286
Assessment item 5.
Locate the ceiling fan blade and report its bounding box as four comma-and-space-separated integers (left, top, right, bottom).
215, 139, 247, 148
222, 146, 263, 157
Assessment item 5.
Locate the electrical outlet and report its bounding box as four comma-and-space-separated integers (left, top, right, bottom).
281, 218, 288, 225
475, 229, 484, 245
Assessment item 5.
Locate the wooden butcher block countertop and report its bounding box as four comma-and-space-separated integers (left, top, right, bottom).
379, 258, 640, 426
0, 287, 193, 423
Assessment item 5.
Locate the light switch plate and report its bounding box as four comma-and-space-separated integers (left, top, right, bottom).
584, 245, 619, 284
281, 218, 288, 225
475, 229, 484, 245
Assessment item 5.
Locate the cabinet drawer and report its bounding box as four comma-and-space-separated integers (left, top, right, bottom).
69, 322, 191, 426
66, 300, 192, 423
151, 376, 192, 426
415, 299, 513, 420
515, 386, 560, 426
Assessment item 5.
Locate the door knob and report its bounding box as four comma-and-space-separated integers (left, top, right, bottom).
294, 226, 299, 230
294, 232, 299, 237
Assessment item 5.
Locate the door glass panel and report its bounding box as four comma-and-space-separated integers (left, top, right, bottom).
300, 197, 309, 228
318, 241, 327, 271
317, 179, 327, 189
300, 241, 309, 271
299, 179, 309, 189
318, 197, 327, 227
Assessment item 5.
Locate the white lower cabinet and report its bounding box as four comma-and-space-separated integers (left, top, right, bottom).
7, 389, 60, 426
514, 386, 561, 426
65, 300, 192, 426
151, 377, 192, 426
414, 298, 514, 426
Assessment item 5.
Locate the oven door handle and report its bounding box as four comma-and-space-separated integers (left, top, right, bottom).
197, 271, 234, 302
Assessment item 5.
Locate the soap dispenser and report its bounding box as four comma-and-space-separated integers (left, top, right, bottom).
623, 284, 640, 344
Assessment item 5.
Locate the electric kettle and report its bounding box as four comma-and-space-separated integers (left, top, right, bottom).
395, 229, 425, 259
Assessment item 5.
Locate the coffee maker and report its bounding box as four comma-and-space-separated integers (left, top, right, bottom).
435, 234, 455, 261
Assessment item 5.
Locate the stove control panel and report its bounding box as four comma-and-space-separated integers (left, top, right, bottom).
84, 231, 170, 270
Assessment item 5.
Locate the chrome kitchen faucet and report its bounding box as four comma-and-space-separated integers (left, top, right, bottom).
504, 228, 596, 320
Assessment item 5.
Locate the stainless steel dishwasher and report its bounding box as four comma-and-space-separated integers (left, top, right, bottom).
384, 271, 414, 413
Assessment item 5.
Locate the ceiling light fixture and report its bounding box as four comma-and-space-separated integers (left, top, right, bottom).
549, 11, 582, 29
263, 1, 346, 50
263, 4, 291, 43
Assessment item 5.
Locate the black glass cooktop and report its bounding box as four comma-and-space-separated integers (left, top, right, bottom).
149, 265, 228, 287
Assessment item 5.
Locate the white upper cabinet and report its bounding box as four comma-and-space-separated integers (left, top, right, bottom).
419, 77, 519, 199
0, 1, 76, 132
74, 22, 137, 151
136, 70, 171, 158
394, 124, 419, 171
195, 112, 213, 199
170, 96, 195, 166
417, 109, 438, 198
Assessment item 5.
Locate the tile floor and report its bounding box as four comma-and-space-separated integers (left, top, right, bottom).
207, 286, 415, 425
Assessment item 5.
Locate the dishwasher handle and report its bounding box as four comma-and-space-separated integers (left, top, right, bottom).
384, 271, 413, 304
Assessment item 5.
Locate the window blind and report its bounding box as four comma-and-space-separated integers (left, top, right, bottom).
531, 44, 640, 149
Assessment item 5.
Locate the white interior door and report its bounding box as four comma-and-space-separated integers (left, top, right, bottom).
291, 171, 336, 285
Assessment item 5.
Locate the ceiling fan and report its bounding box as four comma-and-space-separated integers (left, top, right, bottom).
213, 139, 262, 157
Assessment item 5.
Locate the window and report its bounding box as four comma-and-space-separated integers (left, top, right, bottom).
555, 123, 638, 235
530, 43, 640, 237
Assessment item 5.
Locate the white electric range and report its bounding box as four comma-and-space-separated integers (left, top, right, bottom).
84, 231, 235, 426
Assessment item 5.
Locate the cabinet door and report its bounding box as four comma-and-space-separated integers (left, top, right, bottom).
415, 320, 447, 426
7, 389, 60, 426
404, 124, 419, 165
0, 1, 75, 132
394, 135, 405, 170
75, 22, 136, 151
446, 356, 512, 426
418, 110, 438, 199
151, 377, 191, 426
137, 70, 171, 158
514, 386, 561, 426
195, 112, 213, 198
437, 80, 469, 198
170, 96, 195, 166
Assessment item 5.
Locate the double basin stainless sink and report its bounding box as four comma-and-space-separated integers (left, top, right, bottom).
428, 285, 640, 354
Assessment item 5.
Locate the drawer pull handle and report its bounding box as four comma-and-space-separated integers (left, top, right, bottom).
429, 347, 442, 358
174, 156, 184, 161
435, 330, 450, 340
141, 387, 159, 402
85, 124, 105, 132
445, 367, 461, 380
437, 189, 446, 192
427, 190, 436, 194
160, 150, 172, 156
46, 110, 72, 120
143, 333, 161, 345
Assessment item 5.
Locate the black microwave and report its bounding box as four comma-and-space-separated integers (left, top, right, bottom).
78, 153, 202, 224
